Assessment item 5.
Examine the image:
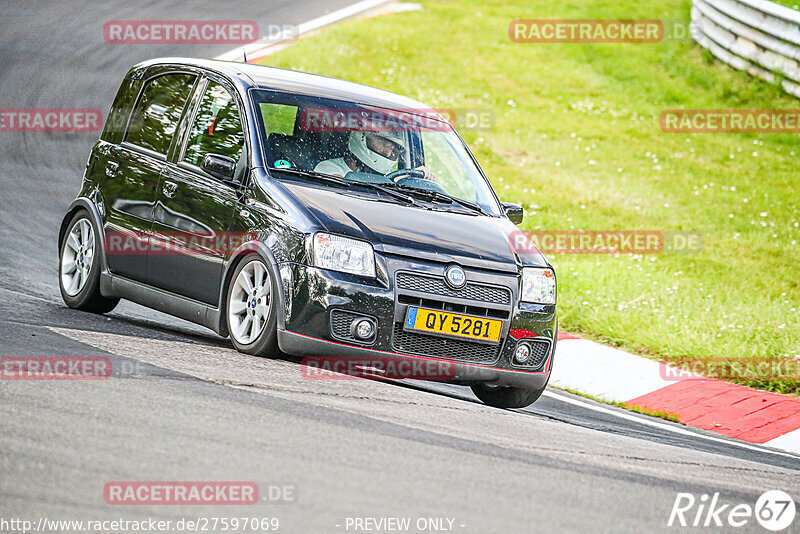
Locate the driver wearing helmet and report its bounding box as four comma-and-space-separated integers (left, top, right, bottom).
314, 131, 435, 181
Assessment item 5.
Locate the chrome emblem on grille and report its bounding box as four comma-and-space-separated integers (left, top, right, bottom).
444, 265, 467, 289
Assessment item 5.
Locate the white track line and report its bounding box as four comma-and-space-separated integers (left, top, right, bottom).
215, 0, 394, 62
550, 339, 678, 402
765, 428, 800, 452
542, 390, 800, 459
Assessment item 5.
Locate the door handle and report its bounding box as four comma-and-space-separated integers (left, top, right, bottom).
106, 161, 118, 177
162, 180, 178, 198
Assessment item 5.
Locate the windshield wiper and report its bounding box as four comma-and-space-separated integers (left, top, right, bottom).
268, 167, 349, 187
269, 167, 415, 204
391, 185, 488, 215
348, 181, 415, 204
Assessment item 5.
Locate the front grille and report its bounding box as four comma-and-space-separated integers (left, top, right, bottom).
392, 323, 500, 364
396, 272, 511, 305
398, 295, 509, 319
515, 339, 551, 369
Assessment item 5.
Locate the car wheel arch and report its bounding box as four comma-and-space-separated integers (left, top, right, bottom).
59, 198, 109, 274
216, 240, 286, 338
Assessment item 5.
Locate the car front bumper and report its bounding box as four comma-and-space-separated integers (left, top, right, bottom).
276, 256, 556, 389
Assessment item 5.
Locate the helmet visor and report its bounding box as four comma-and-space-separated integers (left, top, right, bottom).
365, 133, 403, 161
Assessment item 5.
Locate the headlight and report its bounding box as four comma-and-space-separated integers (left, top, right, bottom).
313, 232, 376, 277
520, 267, 556, 304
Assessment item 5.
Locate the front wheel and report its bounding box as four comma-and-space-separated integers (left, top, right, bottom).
226, 255, 279, 356
59, 211, 119, 313
471, 383, 546, 409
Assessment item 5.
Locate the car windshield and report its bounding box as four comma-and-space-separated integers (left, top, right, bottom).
251, 89, 501, 215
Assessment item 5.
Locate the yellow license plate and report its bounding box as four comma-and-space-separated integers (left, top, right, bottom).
403, 306, 502, 343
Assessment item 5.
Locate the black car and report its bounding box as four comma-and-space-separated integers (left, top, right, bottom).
58, 58, 557, 408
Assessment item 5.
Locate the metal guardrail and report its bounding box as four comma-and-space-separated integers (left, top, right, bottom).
691, 0, 800, 97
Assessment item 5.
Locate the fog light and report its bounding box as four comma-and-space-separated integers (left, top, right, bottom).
353, 319, 375, 340
514, 343, 531, 364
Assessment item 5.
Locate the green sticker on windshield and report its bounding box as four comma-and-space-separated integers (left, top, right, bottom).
274, 159, 291, 168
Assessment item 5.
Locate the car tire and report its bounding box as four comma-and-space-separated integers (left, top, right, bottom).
470, 383, 546, 409
59, 211, 119, 314
226, 254, 279, 357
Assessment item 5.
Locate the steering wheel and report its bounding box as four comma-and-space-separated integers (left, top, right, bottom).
395, 176, 449, 195
385, 168, 425, 181
385, 169, 449, 195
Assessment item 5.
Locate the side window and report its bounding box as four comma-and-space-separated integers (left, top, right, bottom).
420, 131, 477, 201
125, 73, 195, 154
182, 81, 244, 167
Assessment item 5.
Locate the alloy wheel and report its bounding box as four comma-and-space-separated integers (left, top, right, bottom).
60, 219, 95, 297
228, 260, 271, 345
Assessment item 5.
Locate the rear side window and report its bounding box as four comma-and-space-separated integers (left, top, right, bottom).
126, 73, 196, 155
182, 81, 245, 166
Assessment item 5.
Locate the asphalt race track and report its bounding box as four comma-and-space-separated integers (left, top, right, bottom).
0, 2, 798, 533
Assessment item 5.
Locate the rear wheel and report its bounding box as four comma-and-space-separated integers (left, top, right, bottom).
471, 383, 546, 409
59, 211, 119, 313
226, 255, 279, 356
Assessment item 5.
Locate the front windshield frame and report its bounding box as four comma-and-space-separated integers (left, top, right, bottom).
249, 88, 503, 216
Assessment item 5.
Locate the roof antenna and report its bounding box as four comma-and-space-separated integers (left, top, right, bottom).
242, 48, 248, 63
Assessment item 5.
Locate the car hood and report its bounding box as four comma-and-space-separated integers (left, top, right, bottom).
279, 181, 547, 273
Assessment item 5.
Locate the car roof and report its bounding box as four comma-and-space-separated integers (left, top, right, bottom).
136, 57, 444, 119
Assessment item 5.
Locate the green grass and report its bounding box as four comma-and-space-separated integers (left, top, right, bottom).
259, 0, 800, 395
559, 387, 681, 423
771, 0, 800, 9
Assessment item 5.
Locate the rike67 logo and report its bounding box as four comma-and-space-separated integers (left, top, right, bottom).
668, 490, 796, 531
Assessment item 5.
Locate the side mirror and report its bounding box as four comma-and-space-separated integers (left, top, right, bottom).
202, 153, 236, 182
502, 202, 524, 225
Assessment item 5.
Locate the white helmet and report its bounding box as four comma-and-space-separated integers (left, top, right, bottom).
348, 131, 403, 174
